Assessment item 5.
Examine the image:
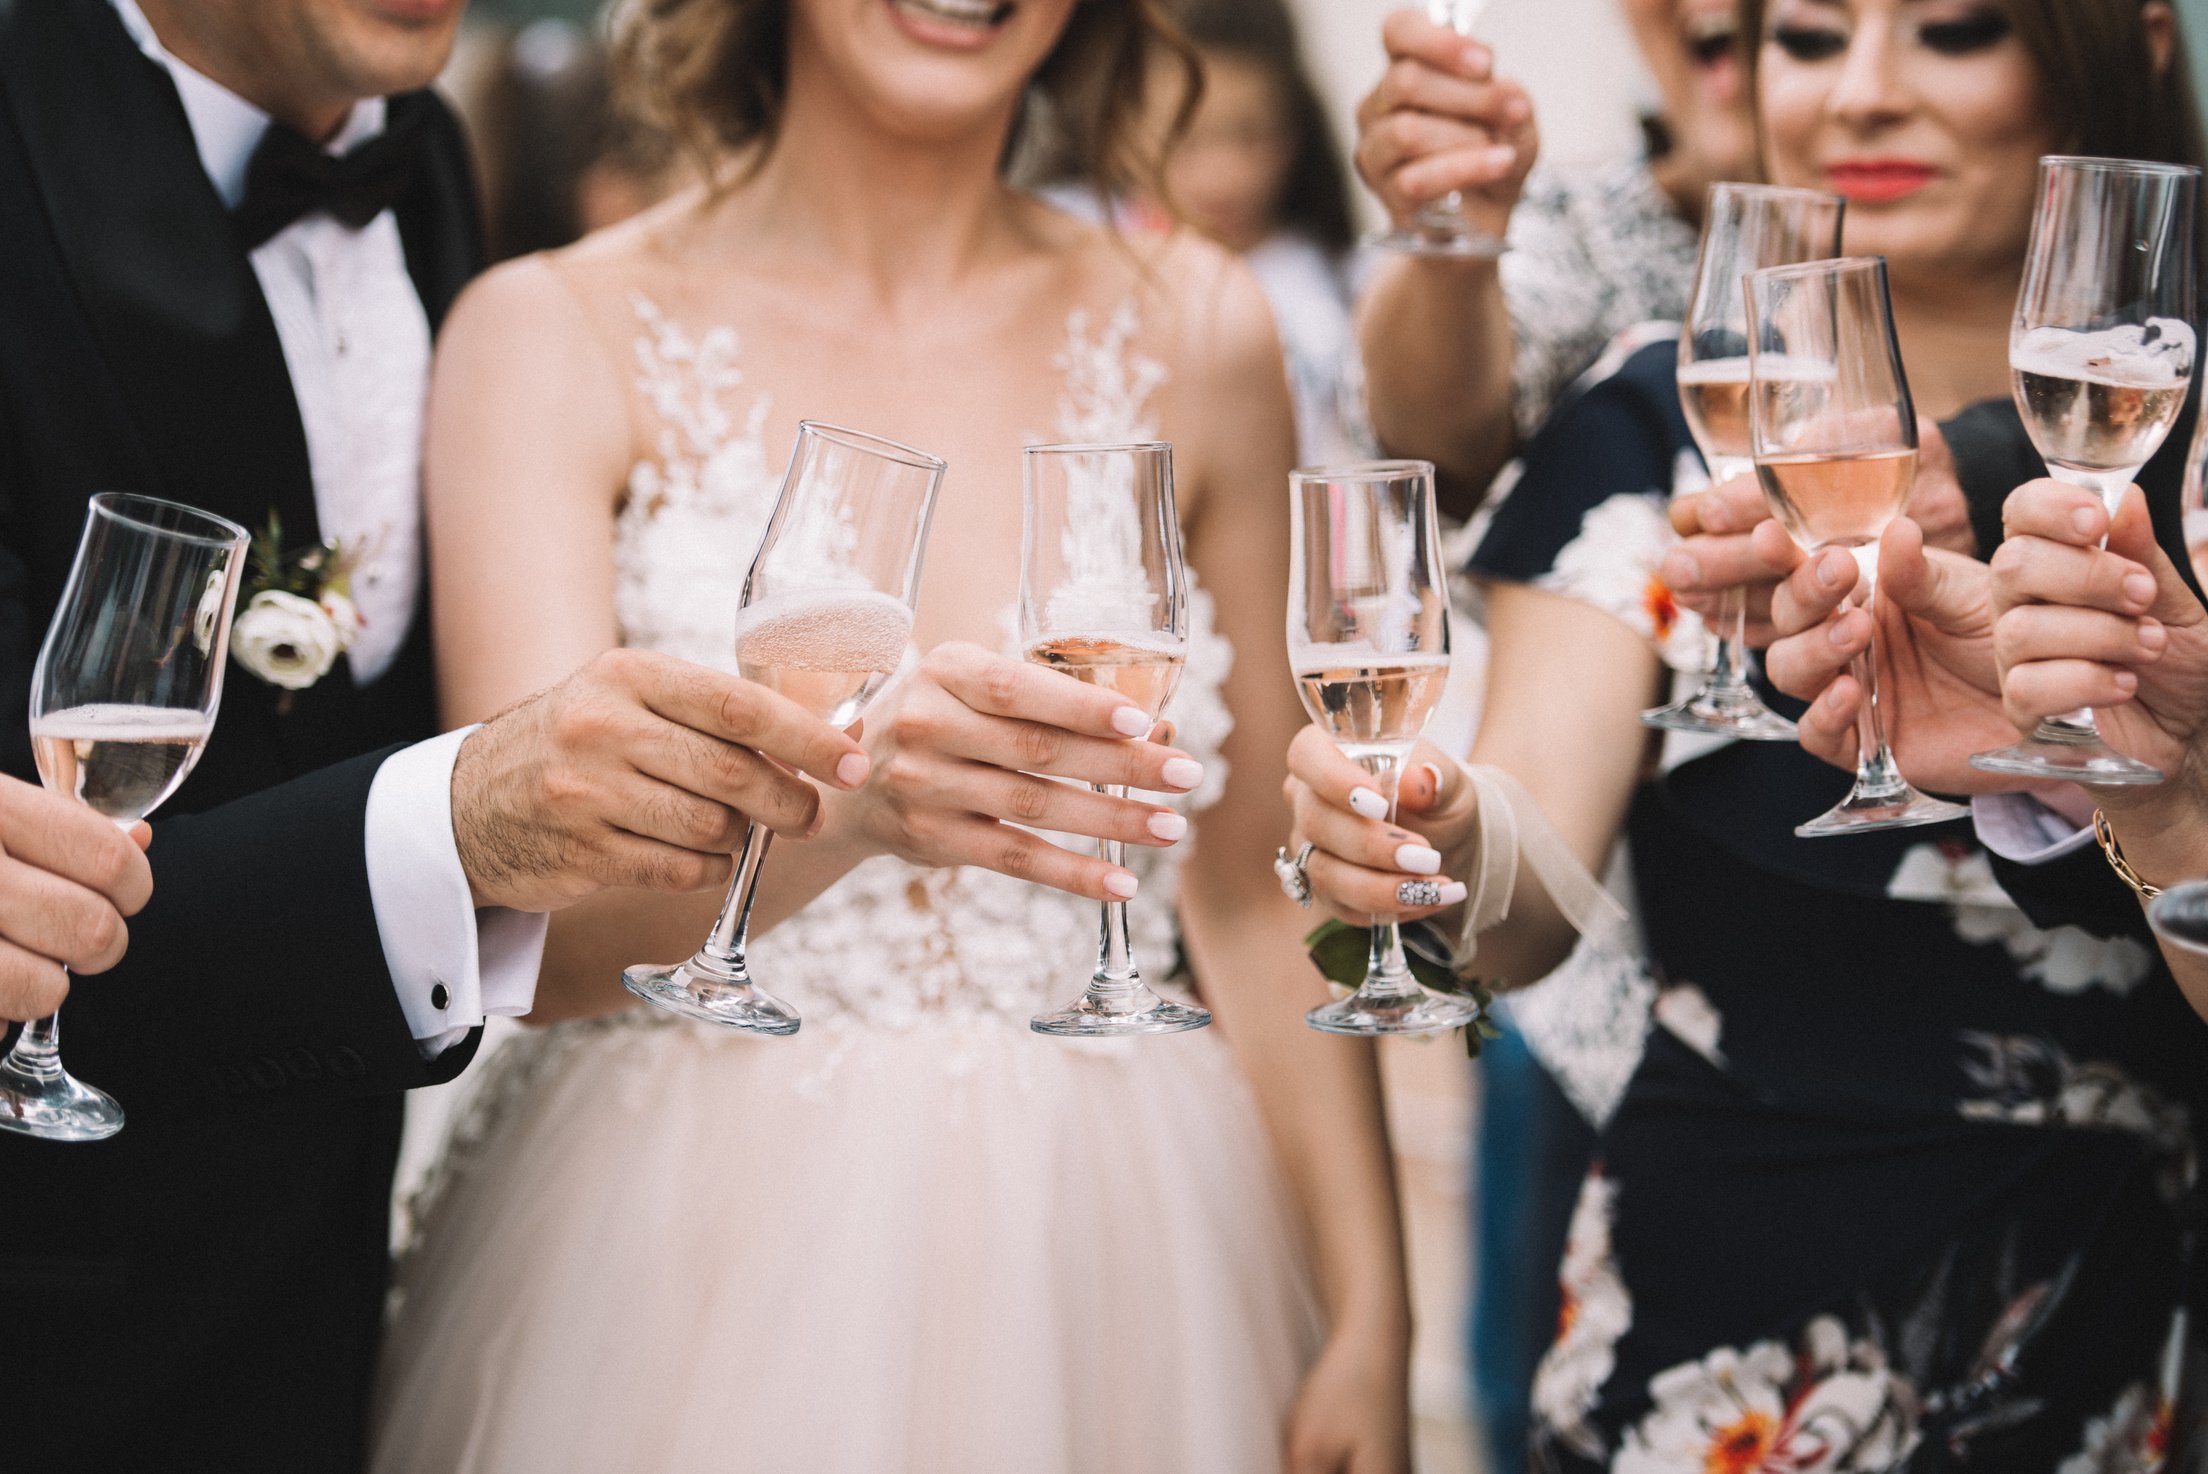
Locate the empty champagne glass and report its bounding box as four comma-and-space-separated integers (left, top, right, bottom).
1972, 156, 2198, 785
1646, 182, 1845, 740
1290, 460, 1479, 1035
1366, 0, 1510, 260
1022, 442, 1208, 1037
1747, 256, 1968, 837
3, 494, 247, 1141
624, 423, 945, 1035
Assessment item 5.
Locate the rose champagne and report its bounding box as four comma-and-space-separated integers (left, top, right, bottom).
1291, 652, 1452, 763
735, 588, 914, 727
1025, 633, 1186, 723
1756, 448, 1917, 552
31, 704, 214, 823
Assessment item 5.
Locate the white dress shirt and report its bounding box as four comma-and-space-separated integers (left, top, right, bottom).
115, 0, 546, 1054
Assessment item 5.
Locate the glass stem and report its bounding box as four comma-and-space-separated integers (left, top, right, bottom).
1358, 754, 1421, 1001
1091, 784, 1142, 999
696, 820, 773, 980
4, 1004, 64, 1080
1849, 558, 1909, 796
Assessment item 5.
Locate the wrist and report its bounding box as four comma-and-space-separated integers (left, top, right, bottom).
2096, 798, 2208, 893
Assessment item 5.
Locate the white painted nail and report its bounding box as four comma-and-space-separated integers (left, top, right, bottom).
1103, 871, 1139, 900
1414, 762, 1446, 799
1437, 880, 1468, 907
1348, 787, 1390, 821
1147, 811, 1188, 842
1395, 843, 1442, 875
1162, 757, 1205, 791
1110, 705, 1152, 738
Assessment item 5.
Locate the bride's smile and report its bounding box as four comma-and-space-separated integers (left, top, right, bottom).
884, 0, 1016, 49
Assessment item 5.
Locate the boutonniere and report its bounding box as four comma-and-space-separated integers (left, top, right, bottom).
231, 512, 365, 710
1304, 919, 1502, 1058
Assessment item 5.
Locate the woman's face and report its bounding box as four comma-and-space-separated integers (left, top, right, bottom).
1758, 0, 2056, 283
1159, 51, 1295, 254
1618, 0, 1757, 185
787, 0, 1080, 146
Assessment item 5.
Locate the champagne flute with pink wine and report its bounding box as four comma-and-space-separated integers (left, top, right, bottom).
1021, 441, 1208, 1037
4, 494, 247, 1141
1645, 181, 1844, 740
1972, 156, 2199, 784
1746, 256, 1968, 836
1365, 0, 1509, 260
1290, 460, 1477, 1035
623, 422, 945, 1035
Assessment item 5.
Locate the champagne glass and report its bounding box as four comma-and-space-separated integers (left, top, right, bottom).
1972, 156, 2199, 785
3, 494, 247, 1141
1290, 460, 1479, 1035
1022, 442, 1209, 1037
1365, 0, 1510, 260
1645, 182, 1845, 740
1747, 256, 1968, 837
623, 423, 944, 1035
2149, 879, 2208, 962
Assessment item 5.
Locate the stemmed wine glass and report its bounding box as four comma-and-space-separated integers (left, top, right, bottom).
1972, 156, 2199, 784
1645, 182, 1845, 740
1366, 0, 1509, 260
623, 422, 945, 1035
1021, 441, 1209, 1037
3, 494, 247, 1141
1746, 256, 1969, 837
1289, 460, 1479, 1035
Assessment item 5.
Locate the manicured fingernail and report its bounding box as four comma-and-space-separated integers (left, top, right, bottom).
835, 753, 870, 788
1414, 761, 1446, 798
1830, 615, 1856, 647
1661, 549, 1701, 588
1479, 144, 1516, 171
1147, 811, 1188, 842
2124, 572, 2157, 606
1104, 871, 1139, 900
1437, 880, 1468, 906
1461, 41, 1488, 69
1824, 683, 1849, 711
1395, 843, 1443, 875
1348, 786, 1390, 820
1110, 705, 1152, 737
1818, 550, 1846, 589
2140, 620, 2168, 652
2114, 670, 2139, 695
1162, 758, 1205, 791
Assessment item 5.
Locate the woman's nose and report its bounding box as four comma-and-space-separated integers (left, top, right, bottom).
1824, 12, 1914, 133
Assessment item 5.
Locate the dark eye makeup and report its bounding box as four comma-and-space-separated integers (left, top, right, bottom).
1916, 12, 2012, 54
1771, 24, 1848, 62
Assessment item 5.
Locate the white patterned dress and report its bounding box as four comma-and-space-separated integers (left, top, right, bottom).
369, 299, 1321, 1474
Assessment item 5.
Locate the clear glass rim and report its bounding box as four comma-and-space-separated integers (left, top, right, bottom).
1024, 439, 1172, 457
88, 492, 247, 549
1290, 457, 1436, 486
2147, 880, 2208, 958
1706, 181, 1846, 209
2040, 154, 2202, 180
1747, 253, 1886, 288
795, 420, 946, 473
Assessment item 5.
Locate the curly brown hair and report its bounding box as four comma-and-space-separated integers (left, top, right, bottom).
608, 0, 1202, 203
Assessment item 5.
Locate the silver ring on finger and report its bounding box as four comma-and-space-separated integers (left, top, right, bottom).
1274, 842, 1316, 908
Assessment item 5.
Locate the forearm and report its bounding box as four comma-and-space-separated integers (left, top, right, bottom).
1182, 880, 1410, 1341
1358, 257, 1517, 515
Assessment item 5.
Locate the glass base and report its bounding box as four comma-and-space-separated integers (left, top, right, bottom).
1306, 987, 1482, 1038
1362, 224, 1509, 259
622, 958, 801, 1035
1032, 986, 1210, 1038
0, 1055, 123, 1142
1969, 735, 2164, 786
1642, 684, 1799, 741
1795, 783, 1968, 837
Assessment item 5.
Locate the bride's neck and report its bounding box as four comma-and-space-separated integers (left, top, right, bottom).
734, 70, 1026, 305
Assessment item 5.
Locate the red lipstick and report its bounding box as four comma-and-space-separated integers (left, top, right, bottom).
1825, 159, 1937, 205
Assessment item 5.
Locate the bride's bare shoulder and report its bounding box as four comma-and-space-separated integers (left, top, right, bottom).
1056, 221, 1286, 395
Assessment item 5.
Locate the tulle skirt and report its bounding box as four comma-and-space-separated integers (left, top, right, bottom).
370, 1012, 1324, 1473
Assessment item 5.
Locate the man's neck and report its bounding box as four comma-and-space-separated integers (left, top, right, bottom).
133, 0, 352, 140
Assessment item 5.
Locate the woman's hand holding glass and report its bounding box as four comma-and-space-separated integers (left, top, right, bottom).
1283, 727, 1470, 929
831, 640, 1203, 905
1353, 7, 1537, 251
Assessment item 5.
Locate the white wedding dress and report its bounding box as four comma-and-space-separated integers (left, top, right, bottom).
370, 299, 1322, 1473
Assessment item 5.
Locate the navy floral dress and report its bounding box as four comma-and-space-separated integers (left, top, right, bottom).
1471, 333, 2208, 1474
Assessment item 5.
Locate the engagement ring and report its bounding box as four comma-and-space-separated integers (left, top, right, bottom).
1274, 843, 1315, 907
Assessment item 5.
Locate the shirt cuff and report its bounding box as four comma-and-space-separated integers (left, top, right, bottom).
364, 727, 550, 1056
1971, 792, 2096, 865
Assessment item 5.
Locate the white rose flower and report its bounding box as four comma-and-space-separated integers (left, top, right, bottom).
317, 590, 363, 649
232, 590, 343, 691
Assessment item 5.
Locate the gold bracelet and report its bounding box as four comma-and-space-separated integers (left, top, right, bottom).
2093, 808, 2164, 899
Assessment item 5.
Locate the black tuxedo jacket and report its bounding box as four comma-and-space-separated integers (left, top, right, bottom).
0, 4, 485, 1469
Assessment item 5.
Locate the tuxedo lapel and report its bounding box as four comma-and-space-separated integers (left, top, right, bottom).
0, 0, 320, 547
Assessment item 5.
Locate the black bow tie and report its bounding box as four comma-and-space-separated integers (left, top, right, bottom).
231, 93, 430, 251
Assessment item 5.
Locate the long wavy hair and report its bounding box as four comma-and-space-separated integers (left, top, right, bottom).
608, 0, 1202, 204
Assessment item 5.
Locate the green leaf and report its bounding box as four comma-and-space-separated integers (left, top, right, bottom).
1302, 918, 1501, 1059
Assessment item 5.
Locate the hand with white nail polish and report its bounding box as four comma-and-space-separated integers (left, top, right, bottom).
1283, 726, 1482, 928
823, 640, 1203, 904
